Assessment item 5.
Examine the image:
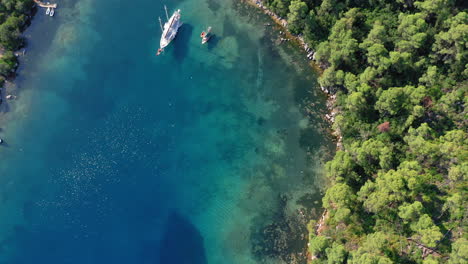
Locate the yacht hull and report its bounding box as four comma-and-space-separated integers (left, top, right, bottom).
160, 9, 181, 49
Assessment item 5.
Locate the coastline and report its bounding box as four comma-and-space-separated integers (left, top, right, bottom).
242, 0, 342, 149
242, 1, 467, 263
238, 1, 341, 152
0, 2, 40, 116
1, 1, 62, 120
242, 0, 338, 251
0, 0, 38, 97
0, 6, 36, 110
243, 0, 321, 72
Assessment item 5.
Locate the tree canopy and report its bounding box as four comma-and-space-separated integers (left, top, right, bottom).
264, 0, 467, 262
0, 0, 33, 78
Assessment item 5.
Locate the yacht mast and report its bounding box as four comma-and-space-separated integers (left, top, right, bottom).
159, 17, 163, 31
164, 5, 169, 21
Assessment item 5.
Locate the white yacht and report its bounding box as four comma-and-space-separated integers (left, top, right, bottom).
46, 7, 50, 15
156, 7, 182, 55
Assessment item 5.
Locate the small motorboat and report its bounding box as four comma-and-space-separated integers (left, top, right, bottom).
46, 7, 50, 15
156, 48, 163, 56
50, 8, 55, 16
200, 26, 212, 44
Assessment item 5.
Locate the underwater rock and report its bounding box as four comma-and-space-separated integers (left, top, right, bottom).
250, 194, 309, 264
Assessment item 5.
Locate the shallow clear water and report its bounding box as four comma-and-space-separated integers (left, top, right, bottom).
0, 0, 332, 263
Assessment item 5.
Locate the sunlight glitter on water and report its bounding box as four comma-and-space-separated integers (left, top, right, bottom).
0, 0, 332, 263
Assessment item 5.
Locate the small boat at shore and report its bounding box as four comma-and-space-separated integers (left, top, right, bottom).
200, 27, 211, 44
46, 7, 50, 15
49, 8, 54, 16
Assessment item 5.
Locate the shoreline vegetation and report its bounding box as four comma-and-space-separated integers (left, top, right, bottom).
0, 0, 37, 103
246, 0, 467, 263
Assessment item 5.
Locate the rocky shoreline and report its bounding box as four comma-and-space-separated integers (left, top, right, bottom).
0, 5, 38, 108
246, 1, 317, 62
242, 0, 340, 262
243, 0, 343, 150
251, 194, 325, 264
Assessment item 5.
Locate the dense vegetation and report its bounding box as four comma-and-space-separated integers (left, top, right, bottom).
264, 0, 467, 263
0, 0, 34, 78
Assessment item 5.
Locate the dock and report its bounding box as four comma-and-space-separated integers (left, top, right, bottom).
33, 0, 57, 8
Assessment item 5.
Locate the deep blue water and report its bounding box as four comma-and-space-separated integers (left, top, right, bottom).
0, 0, 332, 263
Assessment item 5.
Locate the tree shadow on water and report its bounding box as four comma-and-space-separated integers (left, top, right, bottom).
159, 211, 207, 264
172, 24, 193, 63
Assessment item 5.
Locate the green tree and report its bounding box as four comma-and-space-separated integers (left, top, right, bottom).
354, 139, 393, 175
389, 51, 413, 76
415, 0, 454, 22
326, 243, 347, 264
0, 50, 17, 76
396, 13, 428, 53
398, 201, 424, 222
287, 0, 308, 34
309, 235, 330, 257
266, 0, 291, 17
423, 255, 441, 264
323, 182, 356, 210
315, 40, 332, 67
366, 44, 391, 72
375, 87, 410, 116
358, 169, 407, 213
304, 10, 327, 45
439, 130, 468, 169
404, 124, 440, 165
319, 67, 345, 91
435, 83, 468, 127
316, 9, 362, 70
316, 0, 344, 31
442, 193, 466, 220
431, 12, 468, 76
448, 163, 468, 184
346, 91, 368, 115
325, 150, 357, 182
0, 15, 24, 50
411, 214, 443, 247
13, 0, 34, 14
349, 232, 394, 264
360, 21, 387, 50
448, 238, 468, 264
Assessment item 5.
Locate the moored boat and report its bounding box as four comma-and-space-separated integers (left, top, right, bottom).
46, 7, 50, 15
49, 8, 54, 16
156, 6, 182, 56
200, 26, 212, 44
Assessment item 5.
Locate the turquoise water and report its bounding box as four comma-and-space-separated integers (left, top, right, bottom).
0, 0, 332, 263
